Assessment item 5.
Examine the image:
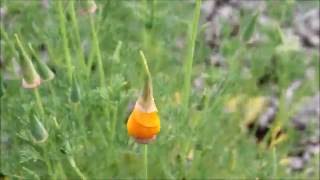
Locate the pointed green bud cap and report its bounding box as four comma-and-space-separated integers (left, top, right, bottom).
135, 51, 157, 113
70, 75, 81, 103
14, 34, 41, 89
30, 116, 48, 143
28, 43, 55, 82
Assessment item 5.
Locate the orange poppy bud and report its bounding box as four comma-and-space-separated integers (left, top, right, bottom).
127, 51, 160, 144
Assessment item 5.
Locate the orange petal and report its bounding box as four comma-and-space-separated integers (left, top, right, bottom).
132, 108, 160, 128
127, 109, 160, 139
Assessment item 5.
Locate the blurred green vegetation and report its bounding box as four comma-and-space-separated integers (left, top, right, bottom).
1, 0, 319, 179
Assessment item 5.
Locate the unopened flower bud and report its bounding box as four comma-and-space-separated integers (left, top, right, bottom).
127, 51, 160, 144
14, 34, 41, 89
29, 43, 55, 82
30, 116, 48, 143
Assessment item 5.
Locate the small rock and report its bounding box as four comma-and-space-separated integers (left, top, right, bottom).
289, 156, 304, 171
292, 93, 320, 131
294, 9, 320, 48
208, 52, 225, 67
175, 37, 185, 50
306, 143, 320, 155
193, 75, 205, 92
285, 80, 302, 105
41, 0, 50, 9
0, 6, 7, 18
257, 97, 278, 128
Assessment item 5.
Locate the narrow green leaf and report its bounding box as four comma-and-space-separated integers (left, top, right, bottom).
242, 12, 259, 42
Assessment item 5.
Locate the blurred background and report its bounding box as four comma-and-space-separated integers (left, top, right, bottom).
1, 0, 319, 179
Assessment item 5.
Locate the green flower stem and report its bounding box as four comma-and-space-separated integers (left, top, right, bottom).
41, 144, 53, 178
68, 156, 87, 180
144, 144, 148, 180
33, 88, 45, 117
48, 83, 56, 101
180, 0, 201, 170
70, 1, 87, 72
182, 0, 201, 114
150, 0, 156, 29
72, 103, 89, 148
110, 105, 118, 141
272, 147, 278, 177
56, 161, 67, 179
58, 1, 73, 83
90, 15, 105, 87
86, 43, 95, 78
22, 167, 40, 180
231, 149, 237, 170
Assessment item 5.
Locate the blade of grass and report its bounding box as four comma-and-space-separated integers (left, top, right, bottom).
182, 0, 201, 114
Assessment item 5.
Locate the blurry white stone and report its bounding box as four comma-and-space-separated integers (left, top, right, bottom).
193, 75, 205, 92
294, 8, 320, 48
0, 6, 7, 18
201, 0, 215, 16
306, 143, 320, 155
285, 80, 302, 105
289, 157, 304, 170
209, 52, 225, 67
41, 0, 49, 9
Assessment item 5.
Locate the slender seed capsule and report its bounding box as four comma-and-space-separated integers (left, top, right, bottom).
127, 51, 160, 144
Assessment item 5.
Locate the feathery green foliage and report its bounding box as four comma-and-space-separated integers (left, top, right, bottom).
1, 0, 319, 179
